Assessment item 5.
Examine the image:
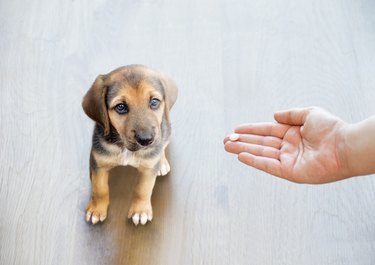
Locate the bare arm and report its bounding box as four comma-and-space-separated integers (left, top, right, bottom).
342, 116, 375, 178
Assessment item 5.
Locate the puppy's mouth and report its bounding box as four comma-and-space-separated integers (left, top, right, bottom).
125, 142, 142, 152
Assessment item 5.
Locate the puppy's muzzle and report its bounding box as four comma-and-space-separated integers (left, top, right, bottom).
135, 131, 154, 146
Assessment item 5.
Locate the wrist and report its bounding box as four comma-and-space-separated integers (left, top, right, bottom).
336, 122, 354, 179
339, 116, 375, 178
337, 121, 368, 179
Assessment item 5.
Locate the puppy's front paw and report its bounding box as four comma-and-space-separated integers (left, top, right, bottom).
128, 200, 153, 226
86, 199, 109, 225
157, 157, 170, 176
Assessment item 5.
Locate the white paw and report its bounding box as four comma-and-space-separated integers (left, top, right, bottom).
128, 201, 153, 226
86, 199, 108, 225
130, 212, 153, 226
157, 159, 170, 176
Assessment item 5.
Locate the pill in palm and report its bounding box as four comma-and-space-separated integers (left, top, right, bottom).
229, 133, 239, 141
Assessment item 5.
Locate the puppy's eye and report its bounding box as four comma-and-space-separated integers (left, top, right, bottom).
150, 98, 160, 109
115, 103, 128, 114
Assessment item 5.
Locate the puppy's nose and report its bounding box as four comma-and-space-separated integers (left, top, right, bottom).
135, 131, 154, 146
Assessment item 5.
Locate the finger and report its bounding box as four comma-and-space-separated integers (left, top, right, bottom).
274, 107, 312, 125
238, 152, 282, 177
224, 133, 282, 148
225, 141, 280, 159
234, 123, 290, 138
238, 134, 282, 149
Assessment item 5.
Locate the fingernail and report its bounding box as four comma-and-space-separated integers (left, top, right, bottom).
229, 133, 239, 141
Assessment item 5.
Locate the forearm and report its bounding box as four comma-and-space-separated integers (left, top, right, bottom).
341, 116, 375, 177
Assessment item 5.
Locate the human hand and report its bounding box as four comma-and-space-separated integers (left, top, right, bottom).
224, 107, 350, 184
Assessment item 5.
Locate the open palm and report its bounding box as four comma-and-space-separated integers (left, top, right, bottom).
224, 108, 347, 184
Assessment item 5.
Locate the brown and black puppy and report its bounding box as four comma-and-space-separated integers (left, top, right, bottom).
82, 65, 177, 225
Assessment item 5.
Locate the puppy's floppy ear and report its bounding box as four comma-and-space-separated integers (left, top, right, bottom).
82, 75, 110, 136
159, 73, 178, 111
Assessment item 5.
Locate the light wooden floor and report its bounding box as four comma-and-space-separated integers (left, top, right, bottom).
1, 0, 375, 264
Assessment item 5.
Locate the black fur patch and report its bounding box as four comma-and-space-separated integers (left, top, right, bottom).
94, 124, 124, 149
92, 127, 110, 155
89, 152, 97, 177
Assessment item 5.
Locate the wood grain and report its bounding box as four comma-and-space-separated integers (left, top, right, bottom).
1, 0, 375, 264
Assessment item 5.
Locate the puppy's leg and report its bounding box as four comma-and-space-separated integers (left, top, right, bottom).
86, 167, 110, 224
157, 150, 170, 176
128, 168, 157, 225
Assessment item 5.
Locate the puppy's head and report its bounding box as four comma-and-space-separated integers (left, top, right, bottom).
82, 65, 177, 152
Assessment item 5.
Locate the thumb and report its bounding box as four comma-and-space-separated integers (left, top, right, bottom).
274, 107, 312, 125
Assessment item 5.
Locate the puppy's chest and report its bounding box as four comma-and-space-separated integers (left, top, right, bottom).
119, 150, 142, 168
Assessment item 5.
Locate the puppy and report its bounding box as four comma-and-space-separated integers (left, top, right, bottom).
82, 65, 177, 225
